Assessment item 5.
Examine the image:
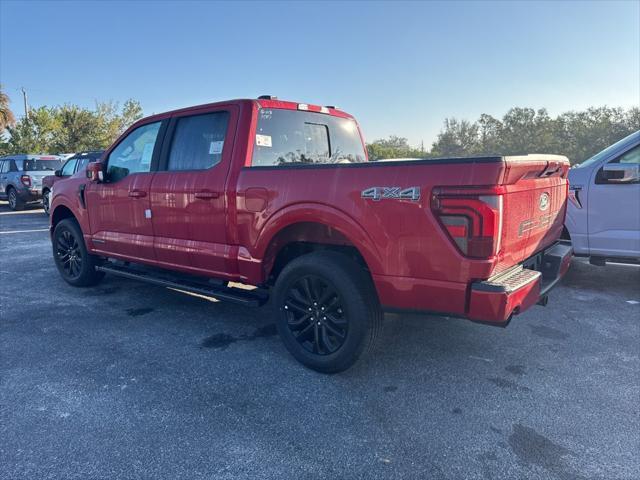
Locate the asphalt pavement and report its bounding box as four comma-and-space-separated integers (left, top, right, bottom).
1, 202, 639, 480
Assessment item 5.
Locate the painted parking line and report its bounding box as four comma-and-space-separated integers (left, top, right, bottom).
0, 209, 45, 215
0, 228, 49, 234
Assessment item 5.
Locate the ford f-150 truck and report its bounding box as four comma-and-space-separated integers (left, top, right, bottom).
49, 97, 572, 372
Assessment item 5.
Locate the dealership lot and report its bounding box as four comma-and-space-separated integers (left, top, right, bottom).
1, 203, 638, 480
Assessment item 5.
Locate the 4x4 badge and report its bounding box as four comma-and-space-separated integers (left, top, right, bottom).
361, 186, 421, 202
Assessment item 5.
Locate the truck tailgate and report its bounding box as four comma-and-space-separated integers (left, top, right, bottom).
497, 155, 570, 271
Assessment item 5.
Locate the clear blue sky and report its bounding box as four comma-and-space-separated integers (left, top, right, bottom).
1, 0, 638, 146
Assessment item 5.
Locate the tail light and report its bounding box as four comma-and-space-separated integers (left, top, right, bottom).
20, 175, 31, 187
431, 187, 504, 259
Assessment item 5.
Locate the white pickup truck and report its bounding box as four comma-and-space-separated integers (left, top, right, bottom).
565, 131, 640, 265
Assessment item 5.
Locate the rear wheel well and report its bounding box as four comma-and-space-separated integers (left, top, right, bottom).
264, 222, 371, 286
269, 242, 368, 286
51, 205, 76, 230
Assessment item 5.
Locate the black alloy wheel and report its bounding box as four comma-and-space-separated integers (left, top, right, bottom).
273, 251, 382, 373
283, 274, 348, 355
52, 218, 104, 287
56, 229, 83, 280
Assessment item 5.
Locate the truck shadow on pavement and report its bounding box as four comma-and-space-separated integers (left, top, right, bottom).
74, 254, 640, 378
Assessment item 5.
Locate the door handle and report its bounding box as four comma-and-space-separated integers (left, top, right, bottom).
194, 190, 220, 200
128, 189, 147, 198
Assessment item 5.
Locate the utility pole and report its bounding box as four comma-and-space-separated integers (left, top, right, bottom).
21, 87, 29, 121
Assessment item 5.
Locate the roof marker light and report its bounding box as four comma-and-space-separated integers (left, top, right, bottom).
297, 103, 309, 111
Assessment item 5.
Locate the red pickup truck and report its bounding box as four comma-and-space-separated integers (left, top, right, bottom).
49, 97, 572, 372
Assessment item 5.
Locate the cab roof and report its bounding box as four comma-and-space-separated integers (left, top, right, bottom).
138, 98, 355, 125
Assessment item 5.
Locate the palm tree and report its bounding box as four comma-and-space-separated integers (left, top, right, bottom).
0, 84, 17, 131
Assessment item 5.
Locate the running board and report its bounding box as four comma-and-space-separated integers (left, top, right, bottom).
96, 264, 268, 307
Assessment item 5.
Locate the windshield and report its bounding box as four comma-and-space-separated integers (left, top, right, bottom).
23, 159, 65, 171
251, 108, 366, 167
574, 131, 640, 168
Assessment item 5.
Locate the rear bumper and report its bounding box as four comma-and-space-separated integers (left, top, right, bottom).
467, 242, 573, 324
17, 187, 43, 202
376, 241, 572, 325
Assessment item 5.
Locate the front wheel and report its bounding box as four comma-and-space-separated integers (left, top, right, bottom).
52, 218, 105, 287
273, 251, 382, 373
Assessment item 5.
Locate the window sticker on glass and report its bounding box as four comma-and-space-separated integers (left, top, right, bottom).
209, 140, 224, 155
140, 143, 154, 166
256, 134, 272, 147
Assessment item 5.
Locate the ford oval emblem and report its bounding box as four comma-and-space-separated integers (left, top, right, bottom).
539, 192, 550, 211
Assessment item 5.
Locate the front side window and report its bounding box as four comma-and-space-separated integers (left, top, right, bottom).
0, 161, 7, 173
107, 122, 161, 182
251, 109, 366, 167
60, 159, 77, 176
615, 145, 640, 164
167, 112, 230, 171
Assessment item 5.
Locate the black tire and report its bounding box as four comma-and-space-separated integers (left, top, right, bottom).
42, 189, 50, 215
52, 218, 105, 287
272, 250, 382, 373
7, 187, 24, 211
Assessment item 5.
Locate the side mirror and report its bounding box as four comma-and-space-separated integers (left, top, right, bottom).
86, 162, 104, 182
601, 163, 640, 184
54, 169, 62, 177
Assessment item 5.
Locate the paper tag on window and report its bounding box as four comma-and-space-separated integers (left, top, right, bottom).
141, 143, 154, 165
256, 134, 272, 147
209, 140, 224, 155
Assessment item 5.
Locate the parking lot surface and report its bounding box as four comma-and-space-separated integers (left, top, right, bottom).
1, 202, 639, 480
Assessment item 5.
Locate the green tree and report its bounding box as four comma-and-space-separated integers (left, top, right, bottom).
367, 135, 424, 160
3, 99, 143, 154
4, 106, 59, 154
430, 118, 479, 157
430, 105, 639, 164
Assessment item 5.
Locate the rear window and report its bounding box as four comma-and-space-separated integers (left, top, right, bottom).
251, 109, 366, 167
23, 159, 64, 171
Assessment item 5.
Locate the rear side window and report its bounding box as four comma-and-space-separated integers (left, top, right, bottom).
0, 161, 6, 173
24, 159, 64, 171
167, 112, 230, 171
251, 109, 366, 167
